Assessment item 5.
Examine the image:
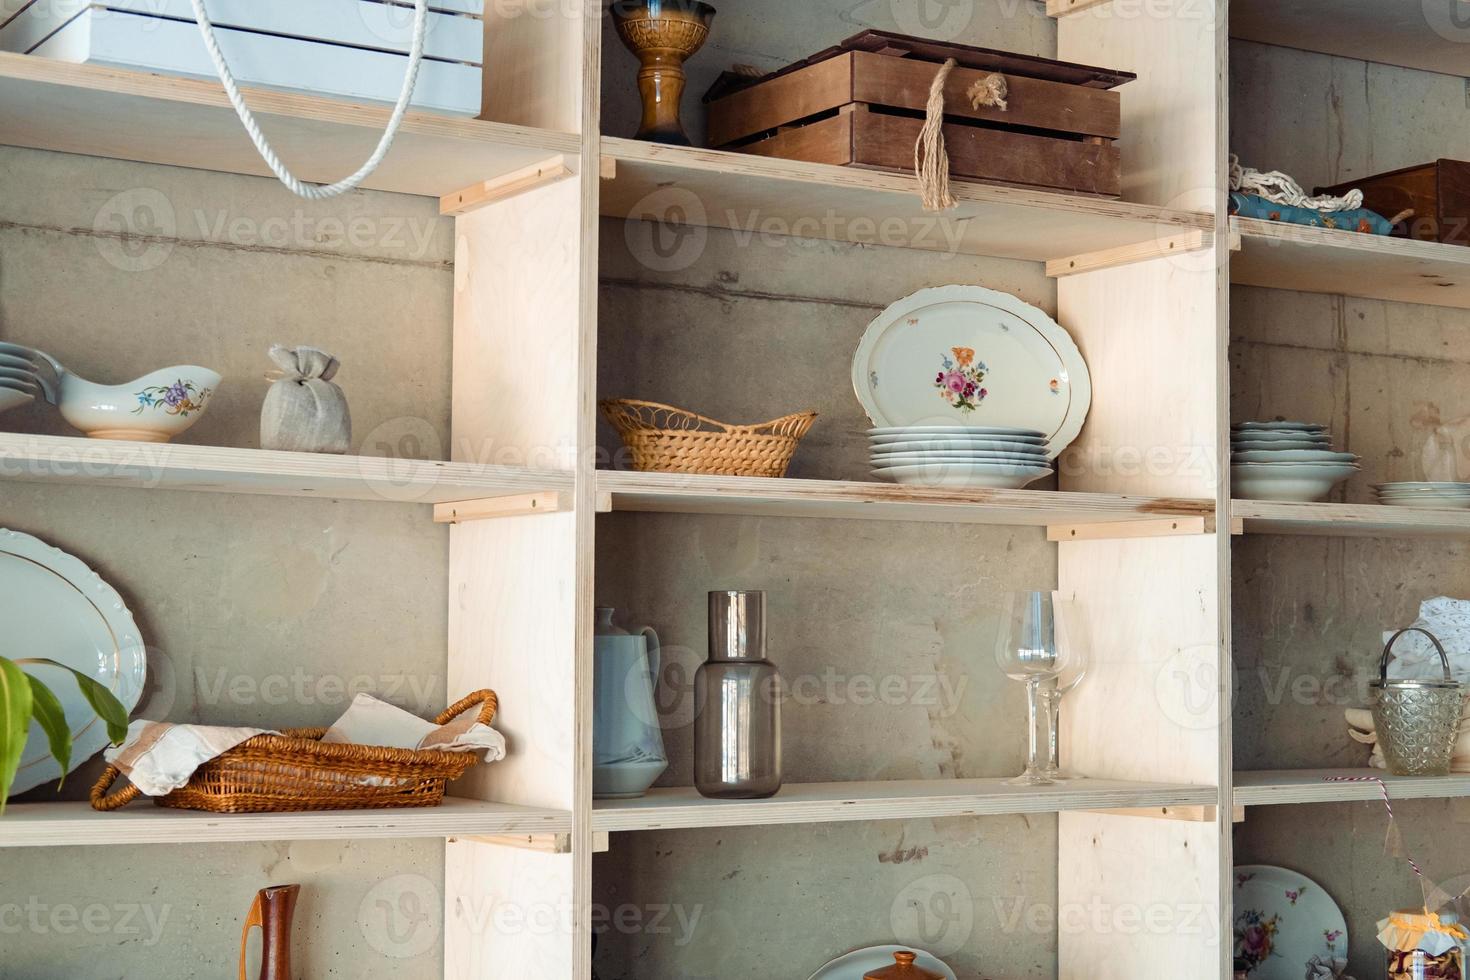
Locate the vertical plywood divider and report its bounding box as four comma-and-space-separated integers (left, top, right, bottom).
1056, 2, 1230, 978
446, 0, 601, 965
480, 1, 585, 133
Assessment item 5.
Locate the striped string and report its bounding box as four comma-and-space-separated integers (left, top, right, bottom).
1324, 775, 1427, 880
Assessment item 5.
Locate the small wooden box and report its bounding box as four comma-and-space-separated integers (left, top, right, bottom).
1317, 160, 1470, 246
703, 31, 1134, 197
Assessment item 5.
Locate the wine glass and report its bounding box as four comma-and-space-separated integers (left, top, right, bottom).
995, 590, 1075, 786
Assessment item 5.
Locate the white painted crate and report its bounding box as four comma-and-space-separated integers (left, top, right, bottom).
1, 0, 484, 115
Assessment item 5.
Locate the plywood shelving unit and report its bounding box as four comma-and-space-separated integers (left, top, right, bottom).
0, 432, 571, 504
0, 51, 579, 197
1235, 770, 1470, 808
601, 137, 1214, 264
0, 797, 570, 849
11, 0, 1451, 975
599, 470, 1213, 527
593, 778, 1217, 832
1231, 0, 1470, 78
1232, 216, 1470, 311
1234, 498, 1470, 538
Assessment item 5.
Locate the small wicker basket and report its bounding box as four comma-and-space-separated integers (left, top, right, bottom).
90, 690, 498, 814
600, 399, 817, 477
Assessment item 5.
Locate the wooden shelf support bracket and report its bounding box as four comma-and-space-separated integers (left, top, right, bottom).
440, 155, 577, 216
1050, 516, 1206, 542
1046, 0, 1116, 16
456, 832, 610, 854
433, 491, 571, 524
1090, 805, 1245, 823
1047, 230, 1211, 278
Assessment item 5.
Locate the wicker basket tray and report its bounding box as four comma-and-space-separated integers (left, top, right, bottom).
600, 399, 817, 477
90, 690, 498, 814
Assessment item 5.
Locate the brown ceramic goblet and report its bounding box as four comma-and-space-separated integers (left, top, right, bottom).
610, 0, 716, 145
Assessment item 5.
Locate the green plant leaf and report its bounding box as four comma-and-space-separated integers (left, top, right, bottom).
0, 656, 35, 815
16, 659, 129, 745
26, 675, 71, 790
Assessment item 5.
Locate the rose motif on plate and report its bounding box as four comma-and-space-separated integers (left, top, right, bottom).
1234, 908, 1281, 972
934, 347, 988, 413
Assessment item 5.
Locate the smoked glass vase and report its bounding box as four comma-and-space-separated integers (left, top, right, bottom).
694, 590, 782, 799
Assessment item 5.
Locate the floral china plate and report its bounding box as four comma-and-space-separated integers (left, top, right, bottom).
851, 286, 1090, 458
1233, 864, 1347, 979
0, 529, 147, 796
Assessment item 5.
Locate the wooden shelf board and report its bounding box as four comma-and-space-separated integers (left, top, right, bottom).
1235, 498, 1470, 538
601, 137, 1214, 263
0, 432, 572, 504
592, 778, 1217, 832
1232, 216, 1470, 310
0, 53, 580, 198
0, 796, 570, 848
1231, 0, 1470, 79
598, 470, 1214, 526
1236, 770, 1470, 807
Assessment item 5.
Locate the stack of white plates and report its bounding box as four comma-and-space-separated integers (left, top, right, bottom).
868, 426, 1054, 488
0, 342, 59, 415
1374, 482, 1470, 509
1232, 421, 1360, 502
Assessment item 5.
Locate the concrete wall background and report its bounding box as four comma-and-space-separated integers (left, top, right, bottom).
1231, 40, 1470, 977
0, 144, 452, 978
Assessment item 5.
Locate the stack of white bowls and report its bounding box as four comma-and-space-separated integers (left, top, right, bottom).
0, 342, 59, 415
868, 426, 1054, 489
1375, 483, 1470, 509
1232, 421, 1361, 501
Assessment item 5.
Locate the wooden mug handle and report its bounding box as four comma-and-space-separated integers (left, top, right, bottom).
239, 891, 265, 980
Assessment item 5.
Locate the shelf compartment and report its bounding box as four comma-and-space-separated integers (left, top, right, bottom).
601, 137, 1214, 264
0, 796, 570, 848
0, 432, 572, 504
598, 470, 1214, 527
1234, 498, 1470, 538
0, 53, 580, 198
1231, 0, 1469, 79
1232, 216, 1470, 310
592, 778, 1216, 832
1236, 770, 1470, 807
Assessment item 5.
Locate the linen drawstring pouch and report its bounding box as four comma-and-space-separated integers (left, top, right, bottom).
260, 345, 351, 454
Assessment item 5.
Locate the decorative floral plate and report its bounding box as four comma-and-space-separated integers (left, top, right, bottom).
851, 286, 1091, 458
1, 529, 146, 796
1233, 864, 1347, 979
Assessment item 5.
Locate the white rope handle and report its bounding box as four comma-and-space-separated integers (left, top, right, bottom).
187, 0, 429, 200
1229, 154, 1363, 213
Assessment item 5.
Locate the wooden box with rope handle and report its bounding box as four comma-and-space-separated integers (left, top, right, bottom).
702, 31, 1133, 199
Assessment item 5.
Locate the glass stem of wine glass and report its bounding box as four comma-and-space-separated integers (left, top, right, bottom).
1026, 676, 1043, 776
1042, 683, 1061, 776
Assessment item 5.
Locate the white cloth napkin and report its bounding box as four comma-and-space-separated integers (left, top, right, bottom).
104, 720, 276, 797
321, 693, 506, 759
